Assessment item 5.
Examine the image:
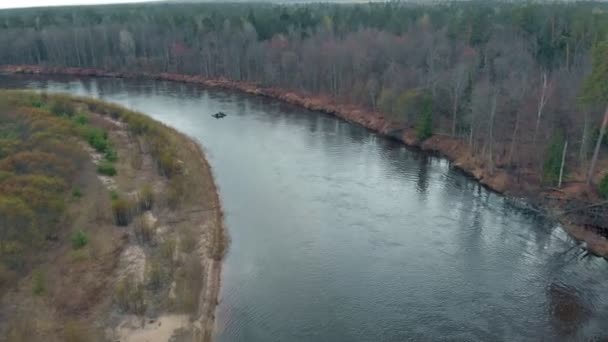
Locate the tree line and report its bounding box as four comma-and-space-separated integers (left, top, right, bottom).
2, 1, 608, 192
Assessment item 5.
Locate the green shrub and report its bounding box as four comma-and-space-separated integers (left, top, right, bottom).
30, 98, 44, 108
72, 114, 88, 126
415, 94, 433, 141
104, 147, 118, 162
32, 270, 45, 295
110, 190, 120, 200
71, 230, 88, 250
97, 162, 117, 176
72, 188, 82, 198
543, 134, 565, 185
599, 173, 608, 199
86, 127, 109, 153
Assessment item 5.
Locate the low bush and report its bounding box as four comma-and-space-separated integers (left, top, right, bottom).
416, 95, 434, 141
97, 161, 116, 176
134, 216, 154, 244
49, 95, 76, 117
72, 188, 82, 198
85, 127, 109, 153
145, 259, 165, 291
71, 230, 88, 250
111, 198, 135, 226
543, 134, 565, 185
172, 255, 202, 314
114, 276, 145, 314
104, 147, 118, 162
32, 270, 45, 295
138, 185, 154, 211
110, 190, 119, 200
30, 98, 44, 108
72, 114, 88, 126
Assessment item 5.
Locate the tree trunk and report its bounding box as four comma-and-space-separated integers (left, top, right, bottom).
451, 93, 459, 137
558, 140, 568, 188
533, 71, 548, 146
508, 109, 520, 165
487, 90, 498, 172
587, 104, 608, 186
580, 109, 589, 164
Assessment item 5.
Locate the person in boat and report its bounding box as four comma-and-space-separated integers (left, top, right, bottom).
212, 111, 226, 118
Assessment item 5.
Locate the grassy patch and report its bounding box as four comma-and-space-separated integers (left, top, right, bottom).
85, 127, 110, 153
71, 230, 88, 250
72, 114, 88, 126
70, 248, 91, 263
63, 320, 94, 342
172, 254, 202, 314
32, 270, 45, 295
161, 238, 176, 263
72, 188, 82, 198
104, 147, 118, 162
114, 276, 146, 314
97, 161, 117, 176
49, 95, 77, 117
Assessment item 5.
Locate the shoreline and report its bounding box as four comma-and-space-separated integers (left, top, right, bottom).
2, 64, 606, 258
96, 112, 226, 341
90, 99, 227, 340
158, 128, 226, 342
186, 137, 226, 342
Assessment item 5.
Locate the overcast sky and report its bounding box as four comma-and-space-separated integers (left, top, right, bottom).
0, 0, 158, 9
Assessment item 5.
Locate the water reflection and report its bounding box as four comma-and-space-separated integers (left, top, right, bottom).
547, 281, 591, 337
415, 154, 430, 199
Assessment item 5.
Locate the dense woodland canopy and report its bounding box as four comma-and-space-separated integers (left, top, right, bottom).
2, 1, 608, 189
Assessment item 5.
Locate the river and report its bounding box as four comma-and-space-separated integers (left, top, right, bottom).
2, 74, 607, 341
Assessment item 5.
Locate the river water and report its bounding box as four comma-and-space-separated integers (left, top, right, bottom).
2, 74, 607, 341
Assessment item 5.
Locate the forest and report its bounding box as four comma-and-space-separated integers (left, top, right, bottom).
1, 1, 608, 195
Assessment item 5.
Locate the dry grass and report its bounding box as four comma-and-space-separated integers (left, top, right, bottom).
114, 275, 146, 315
171, 254, 203, 315
0, 91, 226, 341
